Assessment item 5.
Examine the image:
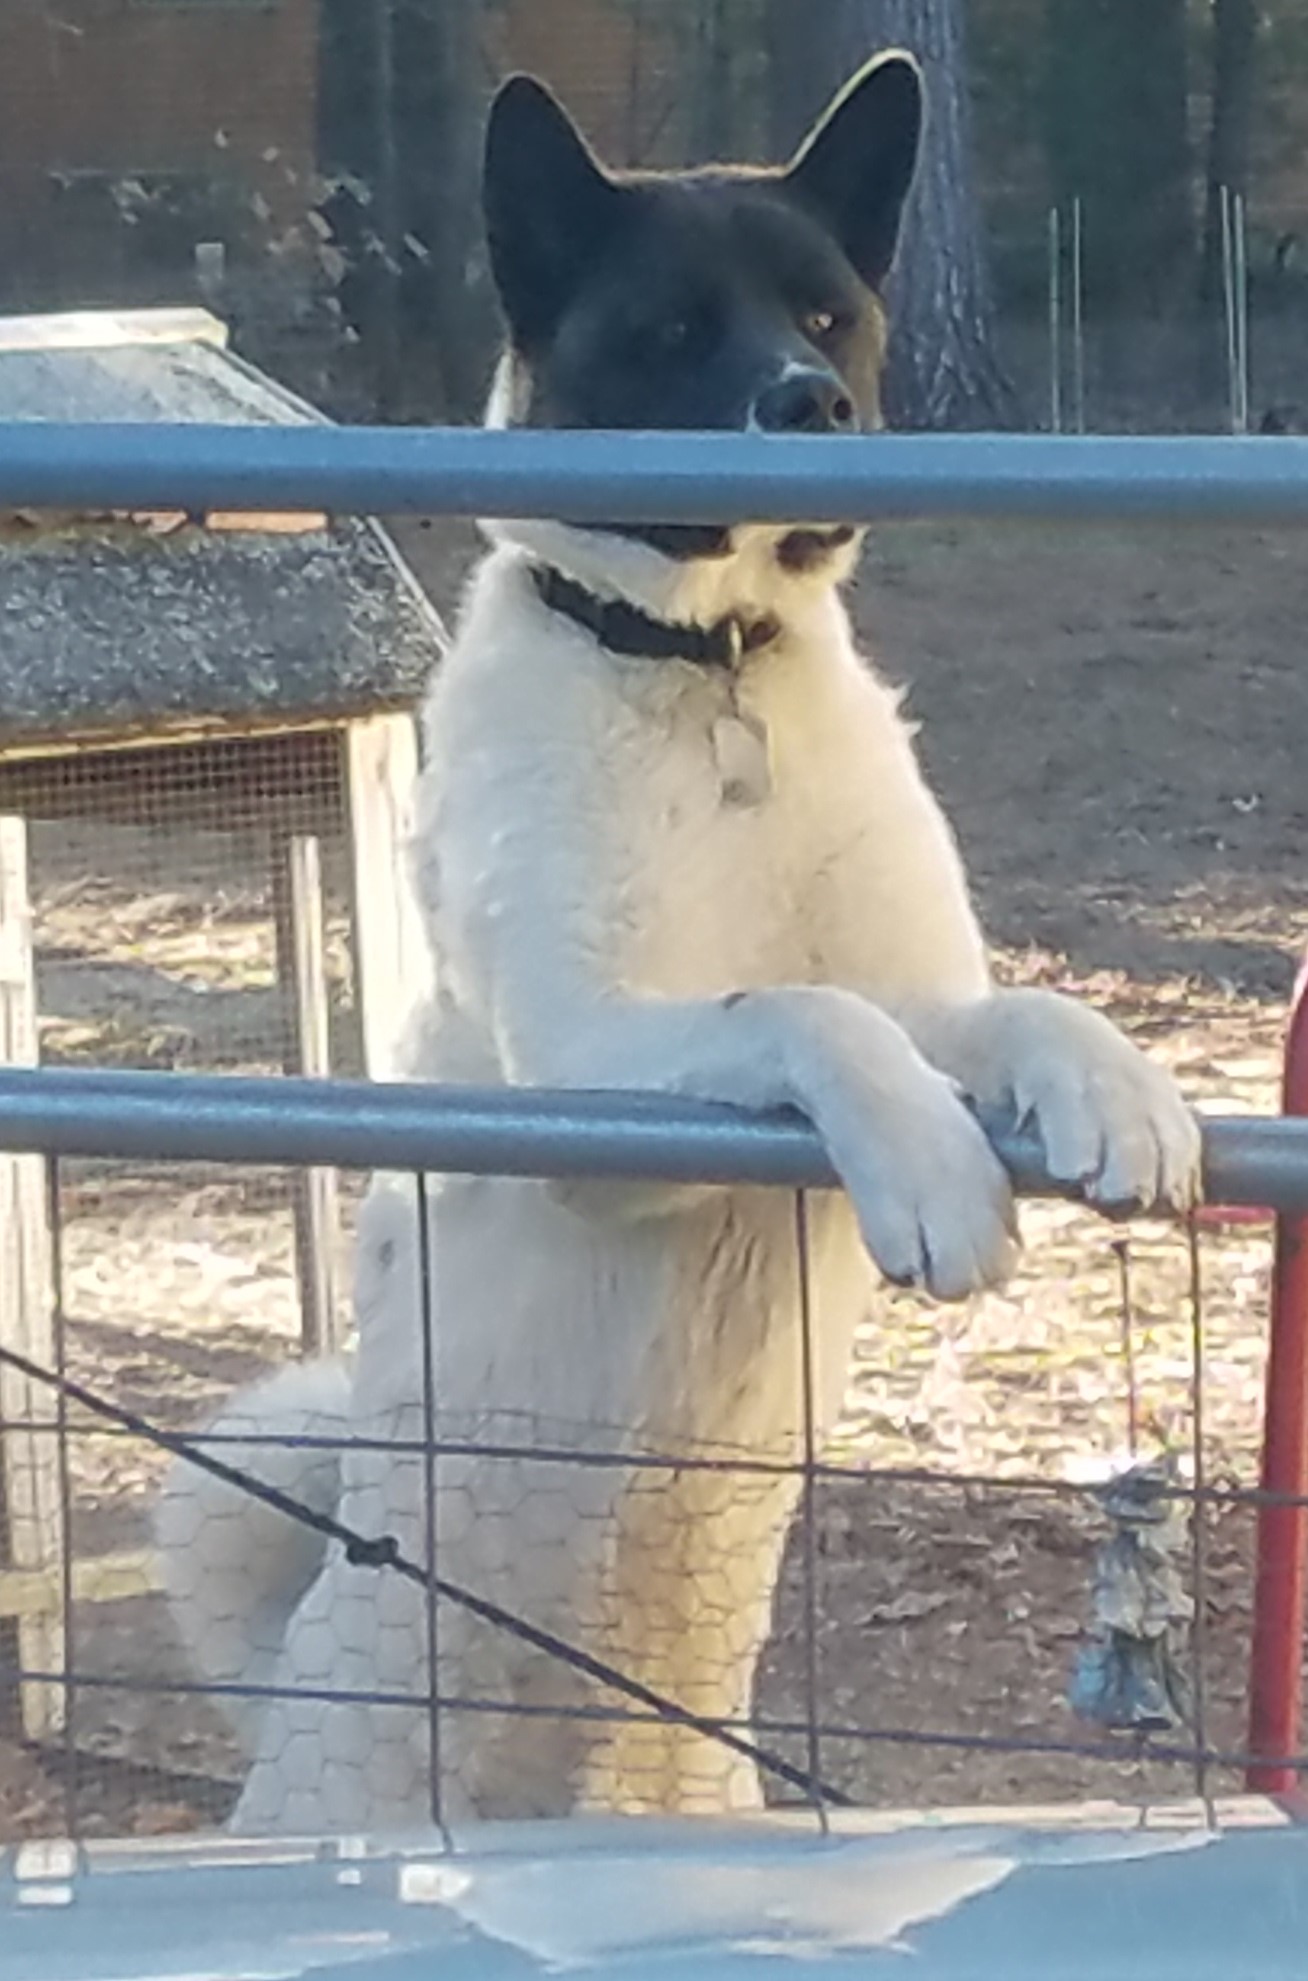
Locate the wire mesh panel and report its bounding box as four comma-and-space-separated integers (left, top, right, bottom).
0, 732, 366, 1377
0, 735, 369, 1839
4, 3, 1308, 431
0, 736, 357, 1071
0, 1101, 1299, 1844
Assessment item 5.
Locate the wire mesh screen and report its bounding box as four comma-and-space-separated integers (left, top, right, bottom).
0, 1148, 1289, 1843
0, 734, 365, 1362
4, 2, 1308, 431
2, 737, 356, 1075
0, 735, 376, 1842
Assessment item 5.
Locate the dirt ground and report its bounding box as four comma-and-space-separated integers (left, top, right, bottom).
2, 515, 1305, 1839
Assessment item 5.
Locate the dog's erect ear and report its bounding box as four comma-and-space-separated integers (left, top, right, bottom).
784, 51, 923, 292
483, 75, 624, 349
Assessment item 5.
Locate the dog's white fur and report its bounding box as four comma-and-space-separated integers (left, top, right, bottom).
156, 481, 1199, 1834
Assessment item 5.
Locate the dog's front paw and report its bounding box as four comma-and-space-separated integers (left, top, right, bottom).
821, 1065, 1020, 1302
946, 990, 1201, 1216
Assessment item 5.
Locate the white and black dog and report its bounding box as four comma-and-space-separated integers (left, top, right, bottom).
156, 54, 1200, 1832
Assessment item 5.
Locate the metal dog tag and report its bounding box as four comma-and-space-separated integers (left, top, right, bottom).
712, 712, 772, 808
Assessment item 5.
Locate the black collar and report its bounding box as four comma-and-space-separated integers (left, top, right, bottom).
532, 565, 781, 670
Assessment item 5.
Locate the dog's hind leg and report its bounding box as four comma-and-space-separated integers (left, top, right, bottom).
575, 1462, 797, 1814
153, 1359, 352, 1759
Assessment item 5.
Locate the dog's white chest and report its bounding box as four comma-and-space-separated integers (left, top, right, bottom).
421, 546, 993, 1026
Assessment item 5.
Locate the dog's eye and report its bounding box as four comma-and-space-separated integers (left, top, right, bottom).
656, 317, 692, 354
633, 307, 714, 365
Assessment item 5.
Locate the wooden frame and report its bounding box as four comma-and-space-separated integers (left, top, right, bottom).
0, 710, 426, 1738
343, 711, 428, 1083
273, 829, 343, 1357
0, 815, 65, 1739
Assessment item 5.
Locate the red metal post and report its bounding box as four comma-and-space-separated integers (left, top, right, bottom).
1248, 951, 1308, 1792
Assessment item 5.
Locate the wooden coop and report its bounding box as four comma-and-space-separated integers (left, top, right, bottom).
0, 309, 441, 1740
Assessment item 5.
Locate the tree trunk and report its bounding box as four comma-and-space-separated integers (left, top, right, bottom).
319, 0, 490, 418
768, 0, 1016, 430
690, 0, 736, 159
624, 0, 650, 167
1045, 0, 1192, 312
1200, 0, 1260, 304
764, 0, 848, 161
371, 0, 403, 416
395, 0, 491, 419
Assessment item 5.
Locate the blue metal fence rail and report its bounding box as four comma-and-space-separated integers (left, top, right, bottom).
3, 424, 1308, 523
0, 1067, 1301, 1213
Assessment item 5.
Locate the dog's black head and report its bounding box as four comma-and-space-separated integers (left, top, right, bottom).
482, 54, 921, 565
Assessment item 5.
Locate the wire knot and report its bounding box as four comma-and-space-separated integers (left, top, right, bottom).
345, 1532, 402, 1570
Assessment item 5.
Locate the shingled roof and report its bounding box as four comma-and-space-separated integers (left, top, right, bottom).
0, 310, 445, 754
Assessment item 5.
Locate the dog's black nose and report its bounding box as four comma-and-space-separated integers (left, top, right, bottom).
752, 371, 856, 435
